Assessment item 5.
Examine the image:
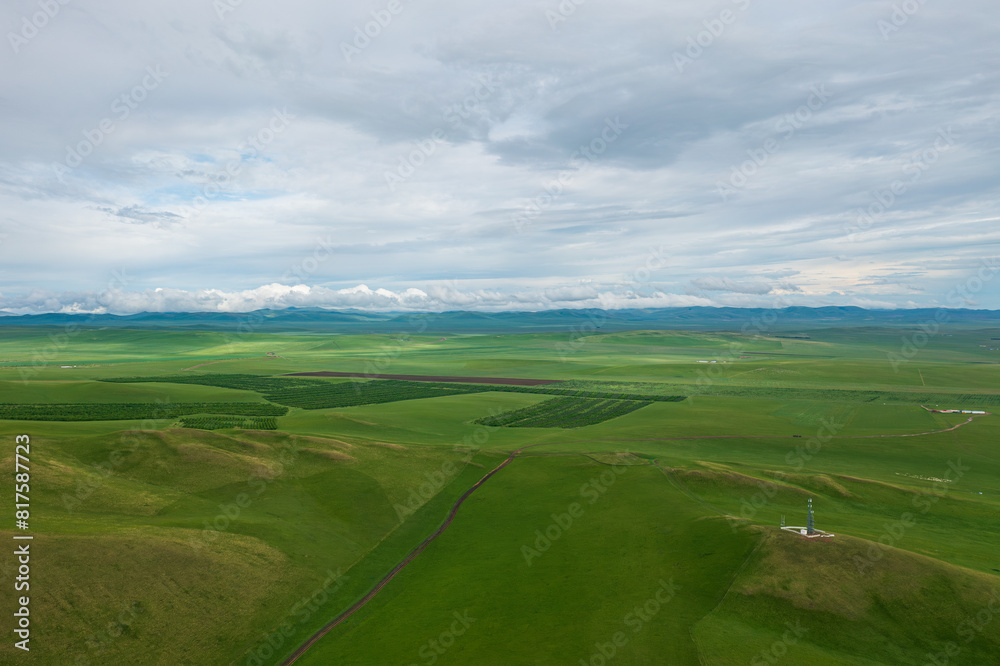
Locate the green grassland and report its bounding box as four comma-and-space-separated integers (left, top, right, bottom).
474, 396, 654, 427
0, 402, 287, 421
296, 456, 759, 665
0, 324, 998, 664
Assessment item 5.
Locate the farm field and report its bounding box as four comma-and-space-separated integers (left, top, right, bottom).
0, 324, 998, 664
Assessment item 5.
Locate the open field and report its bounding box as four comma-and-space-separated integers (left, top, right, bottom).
0, 324, 998, 664
474, 396, 655, 428
286, 371, 564, 385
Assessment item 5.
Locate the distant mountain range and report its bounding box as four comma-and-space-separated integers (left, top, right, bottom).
1, 306, 998, 333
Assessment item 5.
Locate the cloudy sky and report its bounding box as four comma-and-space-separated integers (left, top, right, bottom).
1, 0, 998, 314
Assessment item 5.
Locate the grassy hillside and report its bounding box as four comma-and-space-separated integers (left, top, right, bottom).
294, 455, 759, 665
0, 325, 997, 664
692, 529, 1000, 665
0, 426, 489, 664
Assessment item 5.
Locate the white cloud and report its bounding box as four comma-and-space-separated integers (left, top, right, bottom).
1, 1, 998, 310
0, 279, 949, 315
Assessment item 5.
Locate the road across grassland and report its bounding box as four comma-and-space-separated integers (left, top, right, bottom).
278, 412, 989, 664
568, 412, 988, 444
279, 441, 551, 665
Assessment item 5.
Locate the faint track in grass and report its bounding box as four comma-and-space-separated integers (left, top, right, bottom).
279, 414, 989, 664
180, 360, 233, 371
651, 459, 769, 665
652, 459, 730, 517
279, 441, 551, 665
181, 355, 280, 371
842, 413, 987, 438
565, 412, 988, 444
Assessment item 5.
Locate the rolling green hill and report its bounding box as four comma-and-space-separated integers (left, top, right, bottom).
0, 323, 997, 664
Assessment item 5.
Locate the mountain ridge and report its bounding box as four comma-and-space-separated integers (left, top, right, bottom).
0, 306, 997, 333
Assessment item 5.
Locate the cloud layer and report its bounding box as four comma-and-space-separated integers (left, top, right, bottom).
1, 0, 998, 313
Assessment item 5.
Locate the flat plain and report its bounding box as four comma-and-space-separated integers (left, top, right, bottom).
1, 324, 998, 664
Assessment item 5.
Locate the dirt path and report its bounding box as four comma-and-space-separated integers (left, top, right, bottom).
280, 441, 549, 665
844, 413, 986, 438
277, 412, 989, 663
568, 412, 988, 445
181, 355, 282, 371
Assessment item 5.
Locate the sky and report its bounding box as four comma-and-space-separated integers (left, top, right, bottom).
1, 0, 998, 314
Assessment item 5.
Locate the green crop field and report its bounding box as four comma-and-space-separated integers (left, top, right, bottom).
178, 416, 279, 430
475, 396, 654, 427
1, 324, 998, 665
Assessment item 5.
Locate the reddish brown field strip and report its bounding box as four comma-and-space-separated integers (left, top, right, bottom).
285, 371, 562, 386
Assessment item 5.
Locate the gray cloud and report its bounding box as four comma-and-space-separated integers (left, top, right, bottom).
690, 277, 802, 296
1, 0, 998, 312
95, 204, 183, 226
